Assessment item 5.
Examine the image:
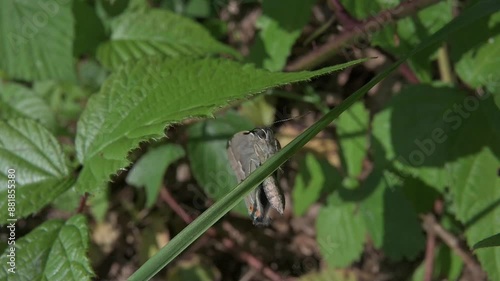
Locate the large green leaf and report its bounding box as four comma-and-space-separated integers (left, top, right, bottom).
187, 111, 253, 216
0, 215, 93, 280
371, 84, 466, 191
336, 101, 369, 178
316, 194, 366, 267
0, 119, 73, 224
0, 0, 75, 81
0, 82, 56, 131
129, 2, 500, 279
97, 9, 240, 70
247, 0, 316, 71
75, 57, 367, 194
126, 144, 185, 208
360, 169, 425, 261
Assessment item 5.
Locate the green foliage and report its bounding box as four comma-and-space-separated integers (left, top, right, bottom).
360, 170, 426, 260
0, 82, 56, 132
1, 1, 499, 280
453, 12, 500, 92
0, 119, 73, 224
97, 9, 240, 70
0, 0, 75, 81
474, 233, 500, 250
297, 266, 357, 281
126, 144, 185, 208
247, 0, 316, 71
187, 111, 253, 215
292, 153, 340, 216
0, 215, 93, 280
316, 194, 366, 267
341, 0, 451, 82
450, 147, 500, 279
371, 84, 465, 190
336, 101, 369, 179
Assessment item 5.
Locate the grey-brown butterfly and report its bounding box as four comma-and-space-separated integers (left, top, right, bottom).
227, 128, 284, 226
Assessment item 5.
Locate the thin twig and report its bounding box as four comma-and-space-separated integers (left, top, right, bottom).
421, 214, 486, 280
286, 0, 443, 71
398, 63, 420, 84
437, 44, 455, 83
423, 199, 443, 281
159, 187, 194, 224
423, 225, 436, 281
76, 193, 88, 214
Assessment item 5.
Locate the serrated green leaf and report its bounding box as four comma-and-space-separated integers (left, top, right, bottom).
247, 0, 316, 71
126, 144, 185, 208
449, 147, 500, 280
360, 169, 425, 261
187, 111, 252, 216
293, 153, 340, 216
455, 28, 500, 92
0, 82, 56, 131
316, 194, 366, 267
75, 57, 367, 194
336, 101, 369, 178
0, 215, 93, 280
0, 0, 75, 81
97, 10, 240, 70
0, 119, 73, 224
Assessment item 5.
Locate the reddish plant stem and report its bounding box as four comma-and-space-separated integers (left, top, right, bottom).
423, 199, 443, 281
159, 186, 283, 281
159, 187, 194, 224
398, 63, 420, 84
286, 0, 443, 71
76, 193, 88, 213
423, 228, 436, 281
421, 214, 486, 280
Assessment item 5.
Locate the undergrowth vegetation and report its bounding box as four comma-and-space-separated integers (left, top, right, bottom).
0, 0, 499, 280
